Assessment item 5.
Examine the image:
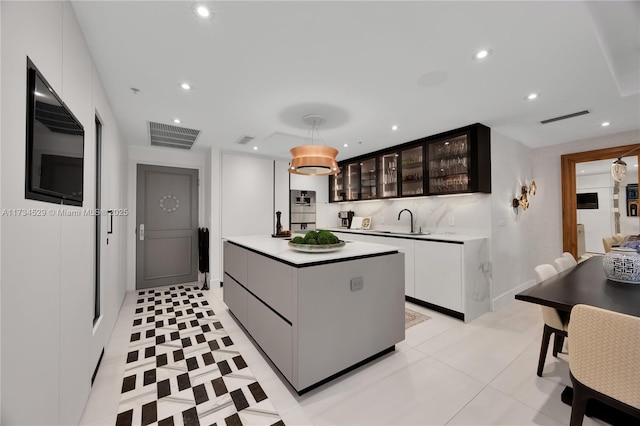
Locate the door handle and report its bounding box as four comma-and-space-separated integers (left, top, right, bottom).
107, 210, 114, 234
139, 224, 145, 241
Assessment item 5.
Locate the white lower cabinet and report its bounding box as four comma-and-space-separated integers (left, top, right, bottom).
366, 235, 416, 297
414, 241, 463, 312
330, 231, 490, 321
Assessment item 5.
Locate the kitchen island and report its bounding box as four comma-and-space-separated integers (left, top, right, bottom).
223, 235, 405, 394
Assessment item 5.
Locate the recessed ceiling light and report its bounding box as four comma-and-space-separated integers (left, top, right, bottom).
526, 93, 539, 100
180, 82, 191, 90
601, 121, 610, 127
173, 118, 181, 124
196, 5, 210, 18
343, 143, 349, 147
635, 164, 638, 168
253, 146, 258, 150
580, 170, 585, 173
473, 49, 493, 60
391, 125, 398, 131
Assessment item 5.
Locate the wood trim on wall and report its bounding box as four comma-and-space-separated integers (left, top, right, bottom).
561, 144, 640, 259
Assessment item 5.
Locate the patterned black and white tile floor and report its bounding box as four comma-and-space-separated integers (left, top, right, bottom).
116, 285, 284, 426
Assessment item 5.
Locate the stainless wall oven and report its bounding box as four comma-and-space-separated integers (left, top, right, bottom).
290, 190, 316, 232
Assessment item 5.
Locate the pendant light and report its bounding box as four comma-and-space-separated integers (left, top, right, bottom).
288, 114, 340, 176
611, 157, 627, 182
611, 146, 640, 183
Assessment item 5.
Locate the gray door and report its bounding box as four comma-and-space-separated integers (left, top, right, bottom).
136, 164, 198, 289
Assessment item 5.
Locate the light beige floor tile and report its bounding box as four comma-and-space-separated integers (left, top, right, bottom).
307, 356, 484, 425
415, 319, 535, 384
403, 303, 462, 348
446, 386, 564, 426
280, 406, 314, 426
488, 339, 612, 426
297, 346, 429, 419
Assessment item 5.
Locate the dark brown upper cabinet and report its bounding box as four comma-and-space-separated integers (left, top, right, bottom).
329, 123, 490, 202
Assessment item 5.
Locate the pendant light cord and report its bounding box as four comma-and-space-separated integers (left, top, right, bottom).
617, 145, 640, 160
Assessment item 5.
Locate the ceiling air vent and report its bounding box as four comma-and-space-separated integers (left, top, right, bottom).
148, 122, 200, 150
540, 110, 590, 124
234, 135, 256, 145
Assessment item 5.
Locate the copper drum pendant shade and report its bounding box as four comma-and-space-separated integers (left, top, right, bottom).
288, 145, 339, 175
288, 114, 341, 176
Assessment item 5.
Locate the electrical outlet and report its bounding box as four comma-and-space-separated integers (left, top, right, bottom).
380, 215, 384, 224
448, 216, 455, 226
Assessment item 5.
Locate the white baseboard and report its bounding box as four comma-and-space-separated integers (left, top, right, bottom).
492, 279, 536, 311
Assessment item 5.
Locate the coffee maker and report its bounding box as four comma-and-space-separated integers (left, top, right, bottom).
338, 210, 355, 228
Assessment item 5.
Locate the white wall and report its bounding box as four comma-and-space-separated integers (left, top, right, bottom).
0, 2, 3, 418
274, 159, 290, 232
0, 1, 127, 424
210, 147, 222, 283
532, 130, 640, 261
90, 64, 129, 396
489, 131, 537, 310
577, 173, 614, 253
220, 153, 274, 237
127, 145, 207, 291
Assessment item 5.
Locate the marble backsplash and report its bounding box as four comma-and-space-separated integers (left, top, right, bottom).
323, 193, 492, 237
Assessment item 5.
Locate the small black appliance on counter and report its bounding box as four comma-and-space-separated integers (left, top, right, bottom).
338, 210, 354, 228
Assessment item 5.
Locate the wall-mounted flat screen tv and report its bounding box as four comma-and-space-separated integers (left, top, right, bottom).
577, 192, 598, 209
25, 57, 84, 206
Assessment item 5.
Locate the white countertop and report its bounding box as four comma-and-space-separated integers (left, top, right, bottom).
326, 228, 487, 243
224, 235, 399, 266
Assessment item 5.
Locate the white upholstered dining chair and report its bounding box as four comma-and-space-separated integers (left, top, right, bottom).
554, 255, 576, 272
568, 304, 640, 426
562, 252, 578, 266
534, 264, 568, 377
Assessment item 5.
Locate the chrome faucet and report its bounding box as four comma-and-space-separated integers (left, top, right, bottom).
397, 209, 414, 233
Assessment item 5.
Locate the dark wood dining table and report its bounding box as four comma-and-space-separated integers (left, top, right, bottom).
515, 255, 640, 317
516, 255, 640, 425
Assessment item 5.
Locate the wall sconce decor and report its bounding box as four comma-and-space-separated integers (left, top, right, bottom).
512, 180, 537, 212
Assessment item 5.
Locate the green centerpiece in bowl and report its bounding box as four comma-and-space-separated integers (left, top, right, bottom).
289, 230, 346, 253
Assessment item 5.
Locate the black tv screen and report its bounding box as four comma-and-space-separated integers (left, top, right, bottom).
577, 192, 598, 209
25, 57, 84, 206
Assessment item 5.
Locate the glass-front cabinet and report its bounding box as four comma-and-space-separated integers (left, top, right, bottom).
400, 145, 424, 196
360, 158, 377, 200
428, 135, 469, 194
344, 163, 360, 201
329, 170, 344, 202
379, 152, 398, 198
328, 123, 490, 202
